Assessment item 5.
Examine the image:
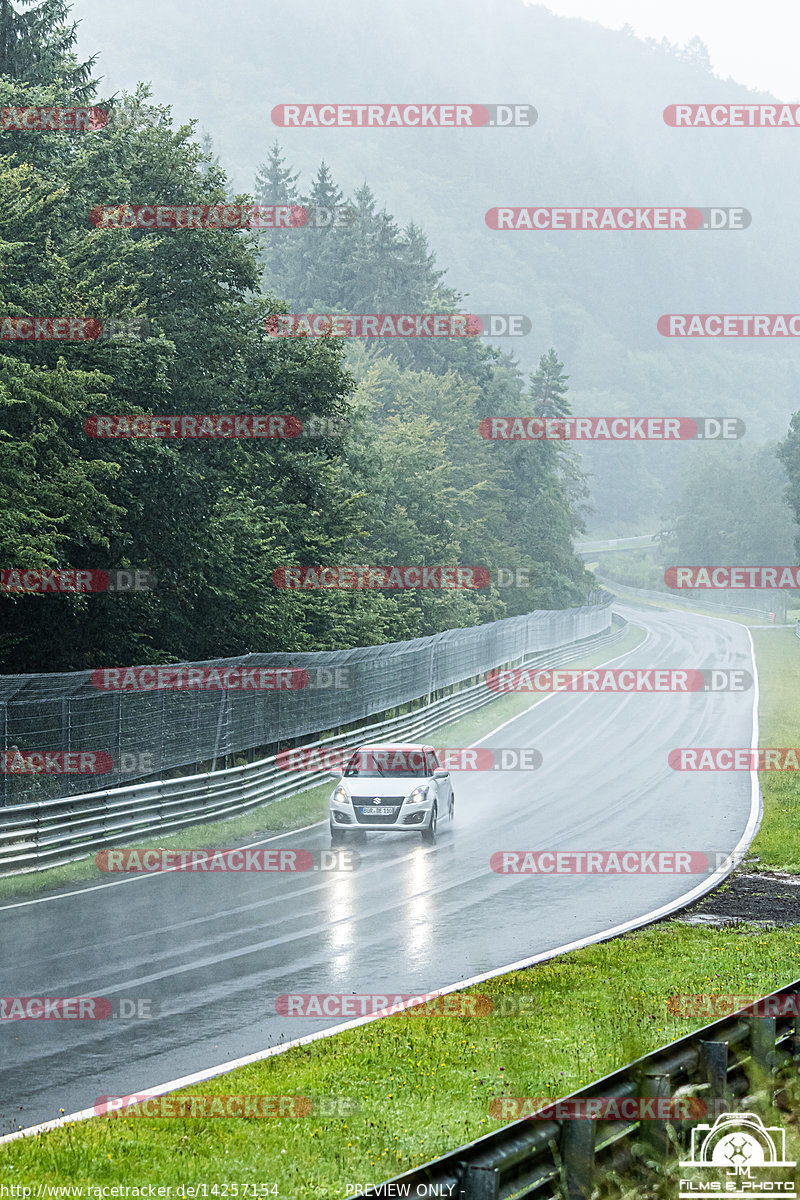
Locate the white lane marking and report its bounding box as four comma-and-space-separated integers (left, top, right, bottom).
469, 625, 653, 745
0, 821, 328, 911
0, 620, 761, 1146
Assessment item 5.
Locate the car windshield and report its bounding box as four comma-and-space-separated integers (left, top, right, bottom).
344, 749, 429, 778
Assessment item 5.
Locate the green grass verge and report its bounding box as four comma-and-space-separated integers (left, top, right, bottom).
748, 628, 800, 871
0, 623, 645, 904
2, 927, 799, 1196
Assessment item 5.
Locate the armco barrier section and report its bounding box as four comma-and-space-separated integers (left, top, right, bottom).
367, 979, 800, 1199
0, 593, 613, 805
0, 615, 626, 875
595, 573, 787, 621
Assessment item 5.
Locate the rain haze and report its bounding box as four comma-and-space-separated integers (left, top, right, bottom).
1, 1, 800, 1196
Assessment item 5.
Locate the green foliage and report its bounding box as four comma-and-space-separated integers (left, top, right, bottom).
778, 413, 800, 559
0, 19, 594, 672
0, 0, 99, 98
663, 443, 798, 565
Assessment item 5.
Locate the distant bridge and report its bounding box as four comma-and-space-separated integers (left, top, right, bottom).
575, 533, 659, 558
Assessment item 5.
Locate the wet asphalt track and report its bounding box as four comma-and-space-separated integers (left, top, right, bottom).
0, 602, 758, 1132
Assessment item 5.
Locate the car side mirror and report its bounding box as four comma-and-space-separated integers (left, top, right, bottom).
433, 769, 448, 780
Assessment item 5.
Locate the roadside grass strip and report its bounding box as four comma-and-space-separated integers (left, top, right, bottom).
1, 928, 799, 1195
747, 628, 800, 871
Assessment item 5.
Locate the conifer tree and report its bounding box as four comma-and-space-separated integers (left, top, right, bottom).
0, 0, 98, 98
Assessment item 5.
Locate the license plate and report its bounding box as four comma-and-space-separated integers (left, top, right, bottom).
360, 806, 390, 816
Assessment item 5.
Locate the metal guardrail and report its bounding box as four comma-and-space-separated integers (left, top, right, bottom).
368, 979, 800, 1199
595, 574, 787, 621
0, 618, 627, 876
575, 533, 658, 555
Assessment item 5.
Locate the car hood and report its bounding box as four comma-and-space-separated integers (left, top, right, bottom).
337, 778, 428, 799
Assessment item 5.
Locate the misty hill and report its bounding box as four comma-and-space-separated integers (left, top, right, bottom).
71, 0, 800, 526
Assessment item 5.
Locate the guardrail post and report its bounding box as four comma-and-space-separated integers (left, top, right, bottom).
792, 1009, 800, 1065
699, 1039, 729, 1114
561, 1118, 594, 1200
639, 1072, 671, 1155
461, 1163, 499, 1198
749, 1015, 778, 1073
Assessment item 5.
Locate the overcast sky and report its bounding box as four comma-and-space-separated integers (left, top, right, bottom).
535, 0, 800, 98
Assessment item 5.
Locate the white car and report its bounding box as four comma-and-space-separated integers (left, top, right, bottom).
329, 743, 455, 844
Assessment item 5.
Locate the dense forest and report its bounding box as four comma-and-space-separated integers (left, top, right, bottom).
0, 2, 596, 673
5, 0, 800, 676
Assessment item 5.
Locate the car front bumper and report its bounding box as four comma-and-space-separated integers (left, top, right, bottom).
330, 798, 435, 831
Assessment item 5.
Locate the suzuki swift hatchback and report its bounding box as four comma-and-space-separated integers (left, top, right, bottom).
329, 743, 455, 844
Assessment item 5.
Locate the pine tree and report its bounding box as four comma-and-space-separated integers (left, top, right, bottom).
198, 131, 220, 178
529, 348, 571, 419
254, 141, 300, 205
255, 142, 301, 300
304, 160, 343, 213
0, 0, 99, 99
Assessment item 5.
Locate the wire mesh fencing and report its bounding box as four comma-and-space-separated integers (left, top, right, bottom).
0, 592, 614, 807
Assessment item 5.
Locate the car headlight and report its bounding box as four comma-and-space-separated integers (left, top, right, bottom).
405, 786, 429, 805
332, 786, 350, 805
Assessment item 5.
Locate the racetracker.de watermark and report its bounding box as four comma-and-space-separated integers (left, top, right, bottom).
1, 106, 106, 131
489, 1097, 707, 1120
479, 417, 744, 440
88, 203, 356, 229
0, 318, 147, 341
1, 751, 113, 775
664, 103, 800, 126
96, 318, 150, 341
90, 205, 317, 229
666, 566, 800, 588
271, 103, 537, 127
275, 991, 536, 1017
275, 746, 542, 772
90, 666, 309, 691
264, 313, 523, 337
94, 1094, 356, 1118
487, 207, 749, 230
272, 565, 535, 589
273, 565, 491, 589
1, 997, 157, 1019
84, 415, 301, 439
668, 993, 800, 1017
1, 317, 100, 340
659, 314, 800, 336
669, 748, 799, 770
95, 848, 360, 873
486, 668, 752, 692
490, 851, 710, 874
1, 569, 156, 593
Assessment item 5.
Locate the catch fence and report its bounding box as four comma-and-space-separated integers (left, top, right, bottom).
0, 593, 613, 808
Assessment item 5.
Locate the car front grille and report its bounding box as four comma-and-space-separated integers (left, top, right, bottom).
353, 797, 404, 824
